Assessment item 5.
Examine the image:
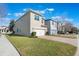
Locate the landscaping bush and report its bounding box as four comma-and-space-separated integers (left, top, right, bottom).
45, 32, 49, 35
31, 32, 36, 36
58, 31, 65, 34
31, 32, 37, 38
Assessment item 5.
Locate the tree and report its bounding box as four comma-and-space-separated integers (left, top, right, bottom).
78, 29, 79, 34
71, 27, 79, 34
9, 20, 15, 34
53, 17, 61, 33
62, 21, 73, 34
53, 16, 65, 34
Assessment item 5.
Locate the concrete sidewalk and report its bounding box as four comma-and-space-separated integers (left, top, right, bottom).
75, 35, 79, 56
0, 35, 20, 56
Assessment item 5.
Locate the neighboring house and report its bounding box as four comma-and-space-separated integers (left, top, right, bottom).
0, 26, 9, 34
57, 22, 62, 32
45, 19, 57, 35
58, 21, 73, 34
14, 9, 47, 36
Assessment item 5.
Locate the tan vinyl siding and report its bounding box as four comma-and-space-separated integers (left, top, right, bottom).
30, 12, 45, 28
30, 12, 47, 33
14, 12, 30, 36
14, 10, 47, 36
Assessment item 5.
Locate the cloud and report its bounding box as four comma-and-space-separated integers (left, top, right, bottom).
74, 23, 79, 29
0, 17, 11, 26
65, 18, 73, 22
52, 16, 62, 22
52, 16, 73, 22
23, 8, 27, 11
47, 8, 54, 11
8, 13, 11, 16
14, 13, 24, 17
34, 8, 54, 14
31, 10, 45, 14
40, 10, 46, 14
0, 18, 11, 21
13, 8, 26, 17
40, 8, 54, 14
52, 16, 61, 19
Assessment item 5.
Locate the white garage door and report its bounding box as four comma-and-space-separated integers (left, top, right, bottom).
33, 29, 45, 36
51, 30, 57, 35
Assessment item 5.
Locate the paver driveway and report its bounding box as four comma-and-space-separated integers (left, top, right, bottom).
0, 35, 20, 56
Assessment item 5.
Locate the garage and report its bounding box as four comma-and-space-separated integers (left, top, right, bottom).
35, 29, 45, 36
32, 28, 46, 36
50, 30, 57, 35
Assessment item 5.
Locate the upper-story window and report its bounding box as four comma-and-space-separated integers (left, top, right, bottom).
52, 22, 54, 25
41, 18, 45, 24
34, 15, 39, 21
41, 20, 44, 23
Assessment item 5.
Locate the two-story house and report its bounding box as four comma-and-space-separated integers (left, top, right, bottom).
45, 19, 57, 35
14, 9, 47, 36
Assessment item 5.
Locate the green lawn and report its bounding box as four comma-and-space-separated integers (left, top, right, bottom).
7, 35, 77, 56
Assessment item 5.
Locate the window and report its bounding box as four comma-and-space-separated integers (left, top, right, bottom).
2, 30, 3, 32
34, 15, 39, 21
17, 28, 18, 32
41, 18, 44, 23
41, 20, 43, 23
52, 22, 54, 25
19, 29, 21, 32
17, 28, 21, 32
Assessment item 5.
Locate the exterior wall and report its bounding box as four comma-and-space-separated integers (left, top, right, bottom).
14, 12, 31, 36
45, 20, 57, 35
14, 10, 47, 36
45, 21, 50, 34
58, 23, 62, 31
30, 12, 47, 33
30, 12, 44, 28
50, 21, 57, 35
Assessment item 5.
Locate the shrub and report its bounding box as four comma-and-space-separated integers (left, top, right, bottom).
58, 31, 65, 34
31, 32, 36, 37
45, 32, 49, 35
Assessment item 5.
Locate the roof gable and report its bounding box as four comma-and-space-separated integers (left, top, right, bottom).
15, 9, 43, 23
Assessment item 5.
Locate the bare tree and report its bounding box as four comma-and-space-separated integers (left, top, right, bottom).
53, 16, 65, 34
53, 15, 74, 34
63, 21, 73, 33
71, 26, 79, 34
